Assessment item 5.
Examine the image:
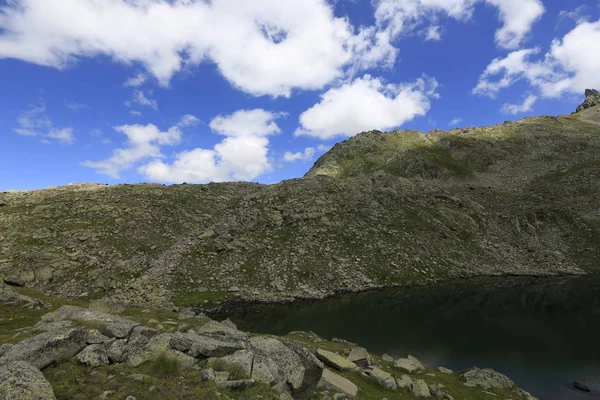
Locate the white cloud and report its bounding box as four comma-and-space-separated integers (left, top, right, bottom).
0, 0, 358, 97
133, 90, 158, 110
138, 109, 283, 183
558, 6, 590, 25
83, 116, 190, 178
130, 111, 142, 117
449, 118, 463, 126
501, 94, 537, 114
124, 73, 147, 87
284, 147, 316, 162
485, 0, 545, 49
178, 114, 201, 127
424, 25, 441, 41
474, 20, 600, 98
296, 75, 438, 140
14, 102, 74, 144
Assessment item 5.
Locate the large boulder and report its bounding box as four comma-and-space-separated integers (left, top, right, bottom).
169, 332, 244, 358
0, 327, 87, 369
317, 369, 358, 398
316, 349, 357, 371
107, 339, 129, 364
42, 305, 137, 328
0, 361, 57, 400
207, 350, 253, 378
128, 326, 158, 348
126, 333, 195, 368
193, 320, 248, 341
460, 367, 514, 390
394, 355, 425, 373
102, 321, 139, 339
247, 336, 305, 390
286, 343, 324, 400
411, 379, 431, 398
75, 344, 110, 367
0, 282, 46, 308
347, 347, 372, 368
366, 367, 397, 390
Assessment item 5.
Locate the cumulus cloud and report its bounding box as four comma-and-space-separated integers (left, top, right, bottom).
0, 0, 357, 97
82, 117, 188, 178
473, 20, 600, 98
372, 0, 544, 51
130, 111, 142, 117
283, 147, 317, 162
296, 75, 438, 140
178, 114, 201, 127
501, 94, 537, 114
138, 109, 284, 183
449, 118, 463, 126
14, 102, 74, 144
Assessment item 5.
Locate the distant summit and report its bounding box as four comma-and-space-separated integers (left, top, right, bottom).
576, 89, 600, 113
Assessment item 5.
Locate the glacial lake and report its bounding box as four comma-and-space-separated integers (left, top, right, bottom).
227, 276, 600, 400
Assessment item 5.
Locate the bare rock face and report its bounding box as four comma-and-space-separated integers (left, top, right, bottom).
0, 327, 87, 369
576, 89, 600, 113
461, 367, 515, 390
0, 361, 57, 400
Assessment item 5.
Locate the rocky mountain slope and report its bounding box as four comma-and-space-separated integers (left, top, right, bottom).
1, 90, 599, 308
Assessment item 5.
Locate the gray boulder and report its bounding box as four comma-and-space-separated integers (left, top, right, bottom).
102, 321, 139, 339
0, 361, 57, 400
33, 321, 73, 333
316, 349, 357, 371
396, 374, 413, 389
317, 369, 358, 398
394, 355, 425, 373
107, 339, 128, 364
75, 344, 109, 367
126, 333, 195, 368
0, 282, 46, 308
42, 305, 134, 326
170, 331, 244, 358
461, 367, 514, 390
0, 327, 87, 369
347, 347, 372, 368
247, 336, 305, 390
193, 320, 248, 340
286, 343, 325, 400
366, 367, 397, 390
128, 326, 158, 348
207, 350, 253, 378
85, 329, 112, 345
411, 379, 431, 397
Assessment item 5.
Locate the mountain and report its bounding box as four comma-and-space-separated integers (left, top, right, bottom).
1, 90, 599, 309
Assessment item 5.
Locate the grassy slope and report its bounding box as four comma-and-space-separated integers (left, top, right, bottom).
0, 111, 599, 307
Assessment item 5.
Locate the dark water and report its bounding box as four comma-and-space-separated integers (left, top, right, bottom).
227, 276, 600, 399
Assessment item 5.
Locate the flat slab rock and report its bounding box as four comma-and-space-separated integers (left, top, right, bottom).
42, 305, 136, 328
316, 349, 357, 371
0, 360, 57, 400
0, 327, 87, 369
394, 355, 425, 373
317, 369, 358, 398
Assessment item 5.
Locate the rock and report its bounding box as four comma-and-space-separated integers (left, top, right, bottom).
42, 305, 136, 327
125, 397, 136, 400
317, 369, 358, 398
89, 299, 125, 315
86, 329, 112, 345
437, 367, 453, 374
169, 332, 244, 358
107, 339, 128, 363
102, 321, 138, 339
411, 379, 431, 398
316, 349, 357, 371
127, 326, 158, 348
128, 373, 151, 382
227, 286, 241, 293
99, 390, 114, 399
0, 361, 57, 400
429, 383, 446, 398
573, 381, 591, 392
366, 367, 397, 390
126, 333, 195, 368
394, 355, 425, 373
396, 374, 413, 389
285, 343, 325, 400
0, 327, 87, 369
220, 319, 237, 330
33, 321, 73, 333
347, 347, 372, 368
247, 336, 305, 390
75, 344, 109, 367
576, 89, 600, 113
201, 368, 217, 381
382, 354, 394, 362
193, 320, 248, 340
0, 282, 46, 308
461, 367, 514, 390
218, 379, 256, 390
3, 276, 25, 287
0, 344, 14, 358
207, 350, 253, 378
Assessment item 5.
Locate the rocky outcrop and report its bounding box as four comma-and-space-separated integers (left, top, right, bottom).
170, 331, 244, 357
0, 281, 48, 308
317, 369, 358, 398
0, 327, 87, 369
576, 89, 600, 113
0, 361, 57, 400
461, 367, 515, 390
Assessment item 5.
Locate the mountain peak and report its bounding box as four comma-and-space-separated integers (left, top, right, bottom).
576, 89, 600, 113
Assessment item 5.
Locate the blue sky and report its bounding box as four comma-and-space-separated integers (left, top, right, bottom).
1, 0, 599, 191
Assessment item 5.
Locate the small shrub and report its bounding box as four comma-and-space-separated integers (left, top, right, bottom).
150, 353, 181, 376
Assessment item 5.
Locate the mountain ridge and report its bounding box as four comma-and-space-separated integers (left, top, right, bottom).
1, 91, 599, 309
